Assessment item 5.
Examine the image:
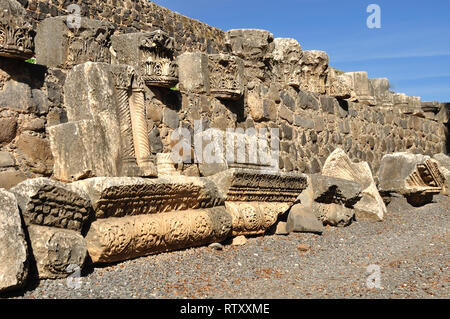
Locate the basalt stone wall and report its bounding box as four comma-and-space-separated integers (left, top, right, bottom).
0, 0, 447, 189
20, 0, 227, 54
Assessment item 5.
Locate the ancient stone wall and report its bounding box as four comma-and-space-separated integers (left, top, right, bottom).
20, 0, 227, 54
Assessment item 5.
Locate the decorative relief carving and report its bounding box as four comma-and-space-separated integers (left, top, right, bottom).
0, 0, 34, 59
86, 207, 232, 264
111, 31, 178, 89
208, 54, 244, 100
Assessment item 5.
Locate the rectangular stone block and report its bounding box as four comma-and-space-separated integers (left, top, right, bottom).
35, 17, 114, 69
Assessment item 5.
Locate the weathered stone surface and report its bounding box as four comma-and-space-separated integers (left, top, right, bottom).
286, 203, 324, 234
111, 30, 178, 88
326, 67, 352, 99
0, 170, 28, 189
0, 117, 17, 144
378, 152, 445, 206
308, 173, 362, 206
0, 80, 35, 113
0, 0, 34, 60
27, 225, 87, 279
370, 78, 393, 107
231, 235, 247, 246
272, 38, 302, 88
71, 176, 222, 219
210, 168, 308, 203
177, 52, 244, 99
16, 133, 53, 175
86, 207, 232, 264
10, 178, 92, 232
35, 17, 114, 69
322, 148, 386, 221
156, 153, 180, 177
225, 29, 274, 81
432, 153, 450, 195
300, 50, 329, 94
0, 189, 28, 292
0, 151, 14, 167
313, 202, 355, 227
226, 201, 290, 236
208, 54, 245, 100
344, 72, 375, 105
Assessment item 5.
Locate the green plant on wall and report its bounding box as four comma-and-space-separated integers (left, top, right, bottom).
25, 58, 36, 64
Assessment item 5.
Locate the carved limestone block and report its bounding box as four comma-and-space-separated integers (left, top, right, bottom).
35, 17, 114, 69
369, 78, 394, 108
208, 54, 244, 100
86, 207, 232, 264
325, 67, 353, 99
10, 177, 93, 232
300, 50, 329, 94
379, 153, 445, 206
343, 71, 375, 105
225, 201, 290, 236
225, 29, 274, 81
111, 31, 178, 88
71, 176, 223, 219
27, 225, 87, 279
177, 52, 244, 100
210, 168, 308, 203
272, 38, 303, 88
0, 0, 34, 60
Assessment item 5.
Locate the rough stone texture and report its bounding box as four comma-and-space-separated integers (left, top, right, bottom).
0, 188, 28, 292
322, 148, 386, 221
370, 78, 393, 107
300, 50, 329, 94
10, 178, 92, 232
15, 133, 53, 175
0, 0, 34, 60
432, 153, 450, 195
27, 225, 87, 279
0, 170, 28, 190
0, 151, 15, 167
225, 29, 274, 81
35, 17, 114, 69
286, 203, 324, 234
378, 152, 445, 206
86, 207, 232, 264
272, 38, 302, 88
313, 202, 355, 227
71, 176, 222, 219
0, 117, 17, 144
326, 67, 352, 99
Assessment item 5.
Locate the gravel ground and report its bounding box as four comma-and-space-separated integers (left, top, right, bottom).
4, 195, 449, 299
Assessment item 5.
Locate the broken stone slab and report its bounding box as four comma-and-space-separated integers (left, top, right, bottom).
272, 38, 303, 88
300, 50, 329, 94
325, 67, 353, 99
286, 203, 324, 234
70, 176, 222, 219
313, 202, 355, 227
0, 0, 34, 60
0, 188, 28, 293
378, 152, 445, 206
10, 178, 93, 232
27, 225, 87, 279
225, 201, 291, 236
209, 168, 308, 203
343, 72, 375, 105
322, 148, 386, 221
35, 17, 114, 69
48, 119, 121, 182
111, 30, 178, 88
86, 206, 232, 264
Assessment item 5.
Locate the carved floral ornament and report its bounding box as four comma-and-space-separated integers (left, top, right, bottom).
139, 30, 178, 88
0, 0, 34, 59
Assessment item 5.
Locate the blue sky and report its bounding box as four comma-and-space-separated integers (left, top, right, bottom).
153, 0, 450, 102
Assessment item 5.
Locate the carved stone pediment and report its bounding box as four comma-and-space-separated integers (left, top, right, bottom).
111, 31, 178, 88
0, 0, 34, 60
